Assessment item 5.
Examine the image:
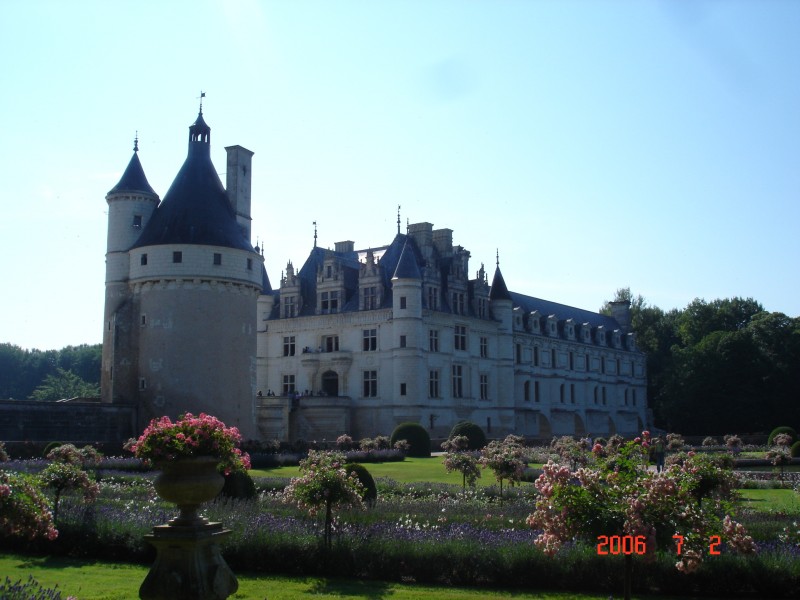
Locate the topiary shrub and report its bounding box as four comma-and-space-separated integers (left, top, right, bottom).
390, 422, 430, 457
221, 469, 256, 499
448, 421, 487, 450
791, 441, 800, 459
768, 426, 797, 446
344, 462, 377, 505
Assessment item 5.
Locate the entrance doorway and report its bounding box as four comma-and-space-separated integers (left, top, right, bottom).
322, 370, 339, 396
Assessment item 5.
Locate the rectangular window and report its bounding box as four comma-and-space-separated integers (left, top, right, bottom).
362, 329, 377, 351
399, 335, 407, 348
452, 365, 464, 398
454, 325, 467, 351
173, 251, 182, 263
247, 258, 253, 270
429, 370, 440, 398
282, 375, 295, 396
451, 292, 465, 315
480, 337, 488, 358
480, 374, 489, 400
133, 214, 142, 228
535, 381, 540, 402
324, 335, 339, 352
477, 298, 487, 318
427, 286, 438, 310
283, 296, 295, 318
138, 377, 146, 391
400, 383, 407, 396
516, 344, 522, 364
362, 286, 377, 310
400, 296, 407, 309
429, 329, 439, 352
571, 383, 576, 404
140, 314, 146, 326
363, 370, 377, 397
140, 253, 148, 266
213, 253, 222, 265
569, 352, 574, 370
551, 349, 557, 368
283, 336, 296, 357
320, 291, 339, 314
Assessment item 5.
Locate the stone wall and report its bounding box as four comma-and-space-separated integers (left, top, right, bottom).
0, 400, 137, 443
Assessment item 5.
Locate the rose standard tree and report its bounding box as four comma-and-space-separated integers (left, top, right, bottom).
441, 435, 481, 490
527, 431, 756, 600
284, 450, 365, 549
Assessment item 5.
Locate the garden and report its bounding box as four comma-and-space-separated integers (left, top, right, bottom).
1, 420, 800, 599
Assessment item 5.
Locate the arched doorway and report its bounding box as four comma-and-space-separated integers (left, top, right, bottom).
322, 370, 339, 396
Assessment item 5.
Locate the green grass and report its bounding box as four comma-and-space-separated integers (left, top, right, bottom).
0, 553, 692, 600
738, 488, 800, 511
251, 456, 537, 486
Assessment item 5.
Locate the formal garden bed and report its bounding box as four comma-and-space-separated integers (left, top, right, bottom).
2, 430, 800, 599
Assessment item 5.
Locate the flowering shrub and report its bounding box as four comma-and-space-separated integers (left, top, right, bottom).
283, 450, 364, 547
666, 432, 685, 451
39, 462, 100, 520
441, 436, 481, 490
46, 444, 103, 468
702, 436, 719, 447
0, 441, 9, 462
335, 434, 354, 451
724, 434, 742, 455
128, 413, 250, 475
0, 470, 58, 541
479, 435, 525, 498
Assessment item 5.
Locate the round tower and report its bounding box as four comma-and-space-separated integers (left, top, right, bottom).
390, 239, 424, 412
125, 109, 263, 438
102, 137, 160, 404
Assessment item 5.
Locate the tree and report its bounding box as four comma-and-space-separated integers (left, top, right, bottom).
441, 435, 481, 490
30, 367, 99, 401
283, 450, 364, 548
479, 435, 525, 500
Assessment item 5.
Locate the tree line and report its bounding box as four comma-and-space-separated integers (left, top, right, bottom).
0, 343, 101, 401
602, 289, 800, 435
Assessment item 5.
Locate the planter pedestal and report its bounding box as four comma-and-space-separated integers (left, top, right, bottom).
140, 521, 237, 600
140, 457, 237, 600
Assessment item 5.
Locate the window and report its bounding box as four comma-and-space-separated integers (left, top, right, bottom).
133, 214, 142, 228
632, 389, 637, 406
363, 370, 377, 397
400, 296, 407, 309
282, 374, 295, 396
213, 253, 222, 265
399, 335, 406, 348
452, 365, 463, 398
480, 337, 488, 358
283, 336, 296, 357
400, 383, 407, 396
321, 291, 339, 314
569, 352, 574, 370
326, 265, 332, 278
533, 346, 539, 367
571, 383, 575, 404
429, 370, 440, 398
429, 329, 439, 352
140, 254, 147, 266
138, 377, 146, 390
362, 286, 377, 310
173, 251, 182, 263
480, 374, 489, 400
534, 381, 540, 402
362, 329, 377, 351
477, 298, 487, 318
602, 387, 607, 405
515, 344, 522, 364
323, 335, 339, 352
283, 296, 295, 318
560, 384, 565, 403
427, 286, 438, 310
451, 292, 465, 314
524, 380, 531, 402
247, 258, 253, 270
140, 315, 146, 326
551, 349, 557, 368
454, 325, 467, 351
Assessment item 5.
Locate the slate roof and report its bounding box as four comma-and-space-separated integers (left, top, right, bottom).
489, 266, 512, 301
508, 291, 621, 330
132, 112, 253, 251
108, 151, 158, 197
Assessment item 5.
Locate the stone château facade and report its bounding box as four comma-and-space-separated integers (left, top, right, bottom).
101, 108, 647, 442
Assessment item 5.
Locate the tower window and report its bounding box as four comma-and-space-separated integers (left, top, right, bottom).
400, 296, 407, 309
399, 335, 407, 348
173, 251, 182, 263
140, 315, 146, 326
133, 215, 142, 228
247, 258, 253, 270
400, 383, 407, 396
140, 254, 148, 266
213, 253, 222, 265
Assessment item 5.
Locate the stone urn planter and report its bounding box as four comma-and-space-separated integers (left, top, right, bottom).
153, 456, 225, 527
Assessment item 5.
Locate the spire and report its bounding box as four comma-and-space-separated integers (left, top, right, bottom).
489, 263, 512, 301
313, 221, 318, 248
189, 93, 211, 156
108, 136, 158, 196
397, 205, 401, 235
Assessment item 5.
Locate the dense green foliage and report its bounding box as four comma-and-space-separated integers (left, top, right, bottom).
221, 469, 257, 499
448, 421, 486, 450
344, 462, 378, 504
0, 343, 101, 400
391, 422, 431, 457
603, 290, 800, 435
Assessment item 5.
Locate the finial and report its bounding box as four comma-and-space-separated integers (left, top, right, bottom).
198, 90, 206, 114
397, 204, 401, 235
496, 249, 500, 268
313, 221, 318, 248
255, 236, 260, 254
406, 218, 409, 234
133, 131, 139, 153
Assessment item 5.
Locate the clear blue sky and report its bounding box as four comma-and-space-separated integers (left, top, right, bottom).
1, 0, 798, 351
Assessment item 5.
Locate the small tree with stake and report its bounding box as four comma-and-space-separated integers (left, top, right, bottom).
479, 434, 525, 501
441, 435, 481, 490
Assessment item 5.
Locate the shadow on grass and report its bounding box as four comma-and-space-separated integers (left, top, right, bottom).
305, 577, 395, 599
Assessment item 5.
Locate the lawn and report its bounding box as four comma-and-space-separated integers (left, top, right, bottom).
0, 553, 724, 600
738, 488, 800, 512
250, 456, 541, 486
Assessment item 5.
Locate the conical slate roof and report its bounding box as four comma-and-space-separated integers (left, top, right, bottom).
392, 239, 422, 279
489, 265, 512, 301
108, 150, 157, 197
132, 112, 252, 251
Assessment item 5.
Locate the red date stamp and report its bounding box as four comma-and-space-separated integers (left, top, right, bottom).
596, 534, 723, 556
